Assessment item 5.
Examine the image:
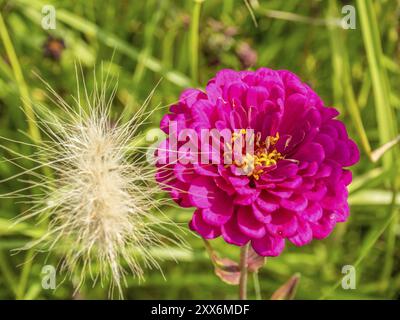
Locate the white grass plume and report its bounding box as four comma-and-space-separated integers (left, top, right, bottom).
1, 69, 186, 298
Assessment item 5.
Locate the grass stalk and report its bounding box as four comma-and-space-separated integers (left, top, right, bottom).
0, 13, 41, 143
190, 0, 203, 84
0, 250, 18, 297
327, 0, 372, 157
357, 0, 399, 290
357, 0, 397, 169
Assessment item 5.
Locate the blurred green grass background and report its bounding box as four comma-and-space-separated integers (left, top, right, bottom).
0, 0, 399, 299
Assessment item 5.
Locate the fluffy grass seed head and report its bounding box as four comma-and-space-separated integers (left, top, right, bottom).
2, 71, 185, 297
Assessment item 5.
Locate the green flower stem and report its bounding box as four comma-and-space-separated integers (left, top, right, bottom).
253, 271, 262, 300
239, 243, 249, 300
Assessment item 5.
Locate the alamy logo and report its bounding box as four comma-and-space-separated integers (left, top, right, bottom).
341, 265, 356, 290
41, 265, 56, 290
41, 5, 56, 30
341, 5, 356, 29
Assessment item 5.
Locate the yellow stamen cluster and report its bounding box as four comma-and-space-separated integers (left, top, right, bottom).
251, 148, 283, 180
229, 131, 284, 180
231, 128, 247, 142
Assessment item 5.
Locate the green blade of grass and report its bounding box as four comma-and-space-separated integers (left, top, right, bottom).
357, 0, 398, 169
133, 0, 167, 86
0, 250, 18, 297
357, 0, 399, 291
190, 0, 204, 84
327, 0, 372, 158
0, 13, 41, 143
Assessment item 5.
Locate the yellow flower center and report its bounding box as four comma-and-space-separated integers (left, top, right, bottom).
228, 131, 284, 180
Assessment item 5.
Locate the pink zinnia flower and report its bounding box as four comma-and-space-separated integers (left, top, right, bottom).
156, 68, 359, 256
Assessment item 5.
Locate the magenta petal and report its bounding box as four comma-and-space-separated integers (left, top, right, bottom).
234, 183, 260, 196
330, 119, 348, 139
237, 206, 266, 239
245, 86, 269, 108
301, 177, 315, 190
346, 139, 360, 166
277, 176, 302, 189
191, 99, 213, 125
271, 162, 298, 178
321, 123, 339, 139
330, 140, 350, 165
228, 176, 249, 187
226, 82, 248, 102
201, 193, 233, 226
178, 88, 207, 109
233, 185, 258, 197
267, 210, 298, 237
214, 176, 236, 195
193, 163, 219, 177
321, 183, 347, 210
288, 219, 312, 246
314, 163, 332, 179
189, 209, 221, 239
341, 169, 353, 186
188, 177, 216, 208
234, 190, 261, 205
301, 202, 323, 223
280, 194, 308, 212
170, 186, 192, 208
295, 142, 325, 163
160, 114, 174, 134
300, 161, 319, 177
251, 234, 285, 257
304, 181, 327, 201
283, 93, 307, 117
332, 202, 350, 222
310, 215, 336, 239
315, 133, 335, 157
221, 214, 250, 246
256, 193, 279, 210
267, 189, 293, 199
252, 202, 273, 223
321, 107, 340, 121
174, 163, 195, 184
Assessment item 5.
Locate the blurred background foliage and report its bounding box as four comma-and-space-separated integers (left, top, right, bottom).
0, 0, 399, 299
